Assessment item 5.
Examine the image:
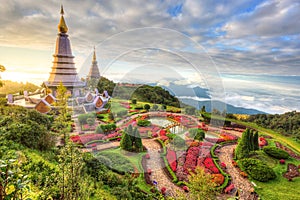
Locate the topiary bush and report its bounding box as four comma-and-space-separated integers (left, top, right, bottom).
238, 158, 276, 182
263, 146, 289, 159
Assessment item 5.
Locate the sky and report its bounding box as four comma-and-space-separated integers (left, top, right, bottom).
0, 0, 299, 114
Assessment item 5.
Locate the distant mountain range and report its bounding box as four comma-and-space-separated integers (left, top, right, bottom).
179, 98, 266, 115
155, 83, 266, 115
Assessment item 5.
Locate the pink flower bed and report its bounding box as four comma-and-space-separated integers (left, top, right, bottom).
160, 136, 169, 142
220, 162, 227, 168
182, 186, 189, 192
205, 137, 226, 143
197, 157, 219, 174
176, 154, 188, 181
152, 132, 158, 138
259, 137, 268, 148
145, 154, 150, 159
224, 183, 235, 194
279, 159, 285, 164
166, 149, 177, 172
184, 146, 200, 173
70, 134, 105, 145
103, 132, 121, 140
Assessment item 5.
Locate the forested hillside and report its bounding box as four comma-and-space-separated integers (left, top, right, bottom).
0, 80, 40, 95
246, 111, 300, 140
97, 77, 180, 107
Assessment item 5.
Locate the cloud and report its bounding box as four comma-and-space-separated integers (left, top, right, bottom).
222, 0, 300, 37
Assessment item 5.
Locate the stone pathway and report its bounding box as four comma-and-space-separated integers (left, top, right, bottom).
218, 145, 257, 200
96, 141, 120, 151
142, 139, 182, 197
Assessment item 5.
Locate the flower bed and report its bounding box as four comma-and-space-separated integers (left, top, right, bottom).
70, 134, 105, 145
184, 146, 200, 173
212, 173, 225, 185
166, 149, 177, 172
220, 132, 238, 141
176, 153, 188, 181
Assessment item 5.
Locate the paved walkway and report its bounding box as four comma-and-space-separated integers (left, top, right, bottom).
142, 139, 183, 197
218, 145, 256, 200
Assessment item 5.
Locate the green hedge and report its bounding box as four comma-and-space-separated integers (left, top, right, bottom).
263, 146, 289, 159
238, 158, 276, 182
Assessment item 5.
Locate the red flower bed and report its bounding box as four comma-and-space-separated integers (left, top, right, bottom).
103, 132, 121, 140
161, 187, 167, 195
182, 186, 189, 192
70, 134, 105, 145
160, 136, 169, 142
224, 183, 235, 194
259, 137, 268, 148
176, 154, 188, 181
202, 158, 219, 174
145, 154, 150, 159
200, 142, 214, 147
160, 129, 167, 136
279, 159, 285, 164
184, 147, 200, 173
152, 132, 158, 138
220, 162, 226, 168
166, 149, 177, 172
205, 137, 226, 143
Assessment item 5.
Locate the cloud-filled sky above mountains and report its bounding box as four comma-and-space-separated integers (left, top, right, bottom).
0, 0, 299, 114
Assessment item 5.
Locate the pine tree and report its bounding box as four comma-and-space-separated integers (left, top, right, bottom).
236, 129, 251, 159
133, 127, 143, 152
249, 129, 254, 151
253, 131, 259, 150
120, 132, 132, 151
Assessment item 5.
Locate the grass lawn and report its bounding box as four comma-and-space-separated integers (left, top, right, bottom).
97, 147, 153, 192
98, 147, 146, 172
250, 150, 300, 200
254, 174, 300, 200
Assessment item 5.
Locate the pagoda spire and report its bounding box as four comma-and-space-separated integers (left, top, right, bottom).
92, 46, 97, 63
87, 47, 101, 80
58, 5, 68, 33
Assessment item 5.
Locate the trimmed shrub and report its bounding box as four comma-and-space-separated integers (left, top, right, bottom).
238, 158, 276, 182
137, 119, 151, 127
263, 146, 289, 159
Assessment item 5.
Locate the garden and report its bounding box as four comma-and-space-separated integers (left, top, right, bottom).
70, 99, 300, 199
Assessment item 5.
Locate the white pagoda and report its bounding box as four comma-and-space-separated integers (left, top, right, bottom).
43, 5, 85, 97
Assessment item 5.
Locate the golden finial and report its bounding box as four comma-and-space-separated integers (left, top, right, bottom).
60, 5, 64, 15
93, 46, 97, 62
58, 5, 68, 33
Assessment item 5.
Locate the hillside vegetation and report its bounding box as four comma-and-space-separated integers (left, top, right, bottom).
97, 77, 180, 107
245, 111, 300, 140
0, 80, 40, 95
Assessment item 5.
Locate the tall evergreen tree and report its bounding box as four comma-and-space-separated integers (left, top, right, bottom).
253, 131, 259, 150
236, 129, 251, 159
249, 129, 254, 151
120, 132, 133, 151
133, 127, 143, 152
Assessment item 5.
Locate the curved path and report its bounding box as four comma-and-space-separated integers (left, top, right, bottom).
142, 139, 182, 197
218, 144, 256, 200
